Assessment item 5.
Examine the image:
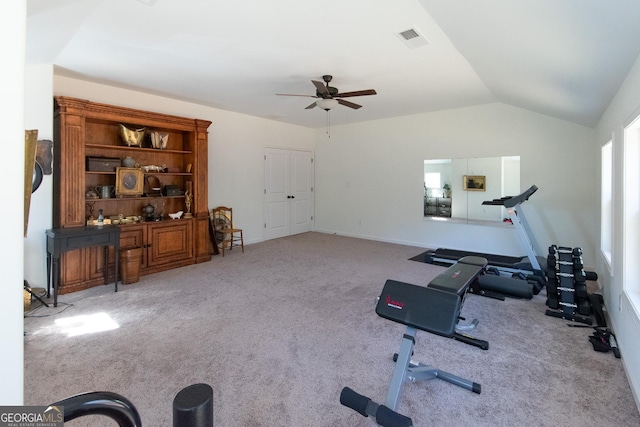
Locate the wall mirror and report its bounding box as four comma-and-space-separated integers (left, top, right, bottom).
424, 156, 520, 223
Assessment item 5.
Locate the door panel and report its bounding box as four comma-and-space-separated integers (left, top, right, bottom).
264, 148, 313, 240
265, 149, 291, 240
290, 151, 312, 235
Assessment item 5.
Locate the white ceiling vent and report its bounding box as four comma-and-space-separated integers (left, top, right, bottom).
397, 27, 429, 49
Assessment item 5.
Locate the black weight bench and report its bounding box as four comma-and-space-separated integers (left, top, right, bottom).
341, 256, 487, 427
428, 256, 489, 350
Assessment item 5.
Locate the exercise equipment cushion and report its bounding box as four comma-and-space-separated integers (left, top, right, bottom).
376, 280, 461, 338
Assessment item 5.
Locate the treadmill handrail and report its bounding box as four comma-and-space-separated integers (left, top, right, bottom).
481, 185, 538, 208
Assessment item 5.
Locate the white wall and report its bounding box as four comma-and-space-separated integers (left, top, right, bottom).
595, 52, 640, 409
314, 102, 597, 261
53, 76, 316, 245
1, 0, 25, 405
24, 65, 54, 289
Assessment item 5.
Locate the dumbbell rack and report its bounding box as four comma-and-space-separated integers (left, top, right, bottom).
545, 245, 592, 325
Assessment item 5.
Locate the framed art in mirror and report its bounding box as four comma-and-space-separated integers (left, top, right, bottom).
463, 175, 486, 191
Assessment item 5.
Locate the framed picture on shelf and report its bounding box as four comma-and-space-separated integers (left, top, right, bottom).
463, 175, 486, 191
115, 167, 144, 196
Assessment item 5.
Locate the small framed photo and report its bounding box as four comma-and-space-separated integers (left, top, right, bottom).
115, 167, 144, 196
463, 175, 486, 191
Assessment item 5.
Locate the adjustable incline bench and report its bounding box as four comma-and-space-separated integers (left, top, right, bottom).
428, 256, 489, 350
341, 256, 488, 427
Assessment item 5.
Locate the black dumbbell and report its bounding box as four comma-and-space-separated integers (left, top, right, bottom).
546, 268, 557, 280
547, 294, 559, 309
575, 282, 587, 298
573, 257, 584, 270
577, 299, 591, 316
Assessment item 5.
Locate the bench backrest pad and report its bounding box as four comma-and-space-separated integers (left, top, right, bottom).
376, 279, 461, 337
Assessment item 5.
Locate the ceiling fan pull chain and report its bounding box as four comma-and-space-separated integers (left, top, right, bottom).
326, 110, 331, 138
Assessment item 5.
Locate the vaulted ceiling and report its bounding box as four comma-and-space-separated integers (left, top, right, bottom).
26, 0, 640, 129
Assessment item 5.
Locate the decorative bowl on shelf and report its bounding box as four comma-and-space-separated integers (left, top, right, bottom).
119, 124, 146, 147
86, 190, 99, 199
141, 164, 166, 173
168, 211, 184, 220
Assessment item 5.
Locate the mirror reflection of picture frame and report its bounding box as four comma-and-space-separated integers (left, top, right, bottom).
463, 175, 486, 191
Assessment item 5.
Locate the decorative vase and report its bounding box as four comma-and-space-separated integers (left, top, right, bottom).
122, 156, 136, 168
143, 203, 155, 216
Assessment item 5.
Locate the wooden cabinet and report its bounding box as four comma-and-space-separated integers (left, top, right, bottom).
53, 96, 212, 294
119, 220, 193, 272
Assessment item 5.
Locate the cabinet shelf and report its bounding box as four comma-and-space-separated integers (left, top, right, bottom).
86, 171, 193, 176
86, 195, 185, 202
85, 143, 192, 155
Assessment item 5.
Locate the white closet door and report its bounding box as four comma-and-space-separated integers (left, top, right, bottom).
264, 148, 313, 240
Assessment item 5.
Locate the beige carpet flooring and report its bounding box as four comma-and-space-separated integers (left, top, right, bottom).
23, 232, 640, 426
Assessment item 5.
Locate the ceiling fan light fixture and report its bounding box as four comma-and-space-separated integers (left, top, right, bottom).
316, 99, 339, 111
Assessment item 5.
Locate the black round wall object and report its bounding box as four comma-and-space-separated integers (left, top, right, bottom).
32, 161, 43, 193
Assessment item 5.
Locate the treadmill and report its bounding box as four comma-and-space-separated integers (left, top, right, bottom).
428, 185, 545, 298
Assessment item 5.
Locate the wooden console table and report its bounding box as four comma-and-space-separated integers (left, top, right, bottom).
46, 226, 120, 307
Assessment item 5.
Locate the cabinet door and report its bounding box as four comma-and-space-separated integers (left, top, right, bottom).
60, 248, 90, 288
87, 246, 116, 283
147, 221, 193, 267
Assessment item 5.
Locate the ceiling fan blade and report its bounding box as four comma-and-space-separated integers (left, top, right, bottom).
335, 89, 377, 98
276, 93, 318, 98
338, 99, 362, 109
312, 80, 329, 96
305, 102, 317, 110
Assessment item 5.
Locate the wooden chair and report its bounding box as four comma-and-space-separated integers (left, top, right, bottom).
210, 206, 244, 256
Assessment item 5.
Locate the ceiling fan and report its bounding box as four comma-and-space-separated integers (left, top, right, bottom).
277, 75, 377, 110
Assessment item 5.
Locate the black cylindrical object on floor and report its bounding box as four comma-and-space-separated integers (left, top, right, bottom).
478, 275, 534, 299
173, 383, 213, 427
